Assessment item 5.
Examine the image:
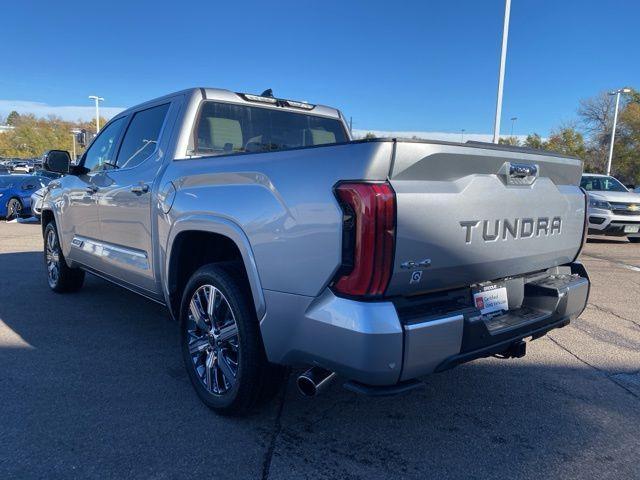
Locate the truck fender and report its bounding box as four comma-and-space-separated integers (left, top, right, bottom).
164, 214, 266, 320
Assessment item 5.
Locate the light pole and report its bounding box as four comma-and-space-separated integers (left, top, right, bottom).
606, 87, 631, 176
510, 116, 518, 137
492, 0, 512, 144
88, 95, 104, 133
461, 129, 466, 142
70, 129, 81, 160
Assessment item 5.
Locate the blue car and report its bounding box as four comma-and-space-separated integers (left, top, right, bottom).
0, 174, 50, 219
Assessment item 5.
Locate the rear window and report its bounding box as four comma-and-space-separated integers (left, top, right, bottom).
194, 101, 347, 156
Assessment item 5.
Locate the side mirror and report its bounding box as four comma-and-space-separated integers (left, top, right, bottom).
43, 150, 71, 174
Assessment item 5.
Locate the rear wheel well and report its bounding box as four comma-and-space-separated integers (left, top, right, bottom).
168, 231, 249, 319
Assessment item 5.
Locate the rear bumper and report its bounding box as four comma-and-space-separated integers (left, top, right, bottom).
260, 263, 589, 387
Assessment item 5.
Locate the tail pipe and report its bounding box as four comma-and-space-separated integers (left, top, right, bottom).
296, 367, 337, 397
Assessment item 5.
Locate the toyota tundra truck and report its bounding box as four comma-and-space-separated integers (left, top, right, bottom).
40, 87, 590, 415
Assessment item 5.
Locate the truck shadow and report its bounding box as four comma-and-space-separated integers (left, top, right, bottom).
0, 251, 637, 479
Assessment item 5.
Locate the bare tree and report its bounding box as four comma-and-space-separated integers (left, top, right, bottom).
578, 92, 615, 138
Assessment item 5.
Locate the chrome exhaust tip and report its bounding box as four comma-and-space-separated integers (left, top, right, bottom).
296, 367, 336, 397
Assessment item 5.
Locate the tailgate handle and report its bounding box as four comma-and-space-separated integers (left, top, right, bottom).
498, 162, 539, 185
510, 163, 538, 178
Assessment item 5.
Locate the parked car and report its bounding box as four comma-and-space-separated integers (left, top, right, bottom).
12, 161, 34, 173
30, 186, 47, 219
39, 87, 590, 415
0, 174, 50, 219
581, 173, 640, 242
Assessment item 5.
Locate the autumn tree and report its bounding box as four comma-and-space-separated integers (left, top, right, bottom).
0, 114, 100, 158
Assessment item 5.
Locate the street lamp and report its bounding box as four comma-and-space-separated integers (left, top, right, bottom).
606, 87, 631, 176
492, 0, 512, 143
70, 129, 81, 160
461, 129, 466, 143
510, 117, 518, 137
88, 95, 105, 133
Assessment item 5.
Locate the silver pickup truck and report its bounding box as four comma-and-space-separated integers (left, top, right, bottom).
41, 87, 590, 415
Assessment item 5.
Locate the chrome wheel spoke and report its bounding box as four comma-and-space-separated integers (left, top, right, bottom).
217, 351, 237, 383
217, 322, 238, 343
189, 298, 210, 332
206, 285, 216, 319
205, 352, 215, 389
189, 338, 209, 355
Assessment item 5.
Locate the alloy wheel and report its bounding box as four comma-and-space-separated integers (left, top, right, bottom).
186, 285, 240, 395
7, 199, 22, 219
45, 228, 61, 288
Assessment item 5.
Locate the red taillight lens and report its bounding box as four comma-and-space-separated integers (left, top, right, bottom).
332, 182, 396, 297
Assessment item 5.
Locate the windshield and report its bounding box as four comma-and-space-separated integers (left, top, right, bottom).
0, 177, 16, 188
194, 101, 348, 156
580, 176, 628, 192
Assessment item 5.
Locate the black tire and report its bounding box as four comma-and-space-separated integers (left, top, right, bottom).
44, 221, 85, 293
180, 263, 285, 415
628, 237, 640, 243
6, 198, 22, 220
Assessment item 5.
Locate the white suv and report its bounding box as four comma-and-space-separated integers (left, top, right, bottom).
581, 173, 640, 242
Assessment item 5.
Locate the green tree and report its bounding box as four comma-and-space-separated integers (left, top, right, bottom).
498, 136, 519, 146
6, 110, 20, 126
545, 127, 586, 158
364, 132, 376, 139
0, 114, 98, 158
523, 133, 544, 149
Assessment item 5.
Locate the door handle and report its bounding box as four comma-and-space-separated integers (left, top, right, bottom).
130, 184, 149, 195
86, 185, 99, 194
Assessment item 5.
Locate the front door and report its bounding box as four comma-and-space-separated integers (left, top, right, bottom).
65, 116, 126, 269
93, 102, 173, 294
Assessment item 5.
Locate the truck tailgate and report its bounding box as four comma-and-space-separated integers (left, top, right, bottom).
386, 140, 585, 296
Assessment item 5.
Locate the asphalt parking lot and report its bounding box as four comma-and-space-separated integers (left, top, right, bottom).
1, 222, 639, 480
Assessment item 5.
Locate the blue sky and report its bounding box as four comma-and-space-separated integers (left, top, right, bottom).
2, 0, 638, 139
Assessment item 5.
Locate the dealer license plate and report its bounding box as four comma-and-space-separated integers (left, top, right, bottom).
473, 284, 509, 314
624, 225, 639, 233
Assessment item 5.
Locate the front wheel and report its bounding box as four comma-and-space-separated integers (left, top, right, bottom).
44, 222, 85, 292
180, 264, 285, 415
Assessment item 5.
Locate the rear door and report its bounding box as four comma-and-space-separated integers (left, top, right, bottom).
92, 100, 175, 294
386, 141, 585, 296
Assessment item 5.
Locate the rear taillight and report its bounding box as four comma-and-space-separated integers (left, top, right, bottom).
332, 182, 396, 297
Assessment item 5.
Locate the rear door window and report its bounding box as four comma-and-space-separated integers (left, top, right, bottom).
194, 102, 348, 156
116, 103, 170, 169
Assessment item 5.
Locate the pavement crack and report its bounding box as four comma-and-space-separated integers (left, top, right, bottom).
582, 252, 640, 273
586, 303, 640, 329
548, 334, 640, 400
261, 377, 288, 480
